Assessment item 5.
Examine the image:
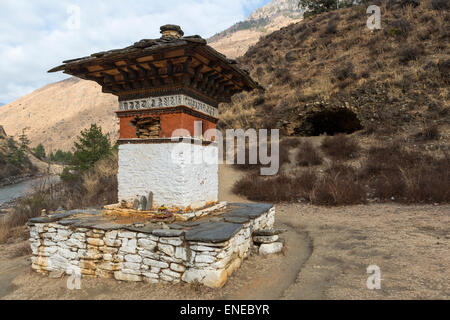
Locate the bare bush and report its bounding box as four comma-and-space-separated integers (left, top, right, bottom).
414, 124, 440, 141
398, 45, 424, 64
296, 141, 323, 166
361, 143, 450, 203
310, 164, 366, 206
321, 134, 360, 161
333, 62, 355, 81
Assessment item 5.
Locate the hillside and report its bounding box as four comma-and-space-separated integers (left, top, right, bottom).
220, 0, 449, 140
0, 126, 36, 185
208, 0, 303, 58
0, 78, 118, 152
0, 0, 303, 152
0, 126, 62, 185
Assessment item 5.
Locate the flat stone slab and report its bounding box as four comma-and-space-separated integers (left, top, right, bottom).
253, 228, 286, 236
152, 229, 185, 237
223, 203, 273, 219
224, 216, 250, 224
185, 222, 243, 243
124, 224, 156, 233
28, 211, 77, 224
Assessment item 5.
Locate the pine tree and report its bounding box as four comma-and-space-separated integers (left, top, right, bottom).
33, 143, 46, 160
18, 127, 30, 150
71, 124, 111, 172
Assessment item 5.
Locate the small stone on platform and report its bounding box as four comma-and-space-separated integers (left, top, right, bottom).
259, 242, 283, 255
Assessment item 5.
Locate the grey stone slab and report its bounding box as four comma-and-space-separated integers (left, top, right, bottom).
224, 216, 250, 224
253, 228, 286, 236
90, 222, 125, 231
28, 211, 78, 224
57, 219, 81, 226
185, 222, 243, 243
152, 229, 184, 237
168, 224, 185, 230
177, 221, 202, 227
71, 218, 109, 228
124, 224, 155, 234
223, 203, 273, 219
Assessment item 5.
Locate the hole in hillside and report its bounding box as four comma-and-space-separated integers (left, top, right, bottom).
296, 109, 363, 136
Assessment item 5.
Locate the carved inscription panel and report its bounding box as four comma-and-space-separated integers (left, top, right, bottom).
119, 94, 218, 118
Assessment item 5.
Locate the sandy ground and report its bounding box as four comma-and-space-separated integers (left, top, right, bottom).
0, 165, 449, 300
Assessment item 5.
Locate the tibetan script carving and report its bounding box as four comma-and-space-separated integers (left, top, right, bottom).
119, 94, 218, 118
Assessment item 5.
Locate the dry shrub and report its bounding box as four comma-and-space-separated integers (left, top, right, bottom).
9, 241, 32, 258
233, 171, 318, 202
297, 170, 318, 198
431, 0, 449, 10
235, 137, 298, 172
321, 134, 360, 161
310, 164, 366, 206
323, 21, 338, 35
280, 137, 302, 149
389, 18, 412, 38
233, 174, 294, 202
362, 143, 450, 203
333, 62, 355, 81
80, 152, 118, 207
398, 45, 424, 64
0, 152, 119, 244
0, 222, 9, 244
8, 194, 51, 227
361, 142, 423, 178
414, 124, 440, 141
296, 141, 323, 167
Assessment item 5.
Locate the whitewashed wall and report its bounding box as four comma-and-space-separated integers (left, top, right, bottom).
118, 142, 218, 209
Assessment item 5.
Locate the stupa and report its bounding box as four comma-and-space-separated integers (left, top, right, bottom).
27, 25, 281, 288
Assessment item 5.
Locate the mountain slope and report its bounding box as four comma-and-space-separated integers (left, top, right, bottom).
0, 78, 118, 152
0, 0, 303, 151
208, 0, 303, 58
220, 1, 449, 139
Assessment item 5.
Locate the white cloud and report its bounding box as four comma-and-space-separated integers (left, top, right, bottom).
0, 0, 269, 103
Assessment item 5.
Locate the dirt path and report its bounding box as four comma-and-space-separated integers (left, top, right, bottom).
0, 165, 448, 299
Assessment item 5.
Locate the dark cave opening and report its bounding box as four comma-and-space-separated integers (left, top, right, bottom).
299, 109, 363, 136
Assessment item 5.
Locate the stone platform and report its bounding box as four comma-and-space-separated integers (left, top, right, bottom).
27, 203, 275, 288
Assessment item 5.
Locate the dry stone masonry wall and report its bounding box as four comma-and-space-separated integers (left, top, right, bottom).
29, 203, 275, 288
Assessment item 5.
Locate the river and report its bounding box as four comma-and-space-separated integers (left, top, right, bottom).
0, 176, 60, 207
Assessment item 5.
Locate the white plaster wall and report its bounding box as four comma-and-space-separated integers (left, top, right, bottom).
118, 142, 218, 209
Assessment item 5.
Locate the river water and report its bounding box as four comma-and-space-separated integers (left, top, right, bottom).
0, 176, 60, 207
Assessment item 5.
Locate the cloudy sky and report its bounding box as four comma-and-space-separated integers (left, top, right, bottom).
0, 0, 270, 104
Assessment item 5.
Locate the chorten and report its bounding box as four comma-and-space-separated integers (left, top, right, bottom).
49, 24, 261, 210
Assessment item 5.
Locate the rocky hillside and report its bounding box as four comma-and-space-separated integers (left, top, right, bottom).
208, 0, 303, 58
248, 0, 302, 20
220, 0, 449, 142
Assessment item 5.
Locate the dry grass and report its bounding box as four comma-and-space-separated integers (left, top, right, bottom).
9, 241, 32, 258
295, 141, 323, 167
219, 1, 449, 138
0, 153, 118, 244
233, 135, 450, 206
320, 134, 360, 161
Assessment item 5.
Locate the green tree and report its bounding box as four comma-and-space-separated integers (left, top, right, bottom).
50, 149, 73, 164
33, 143, 46, 160
6, 137, 25, 165
18, 127, 30, 150
71, 124, 112, 172
299, 0, 357, 16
